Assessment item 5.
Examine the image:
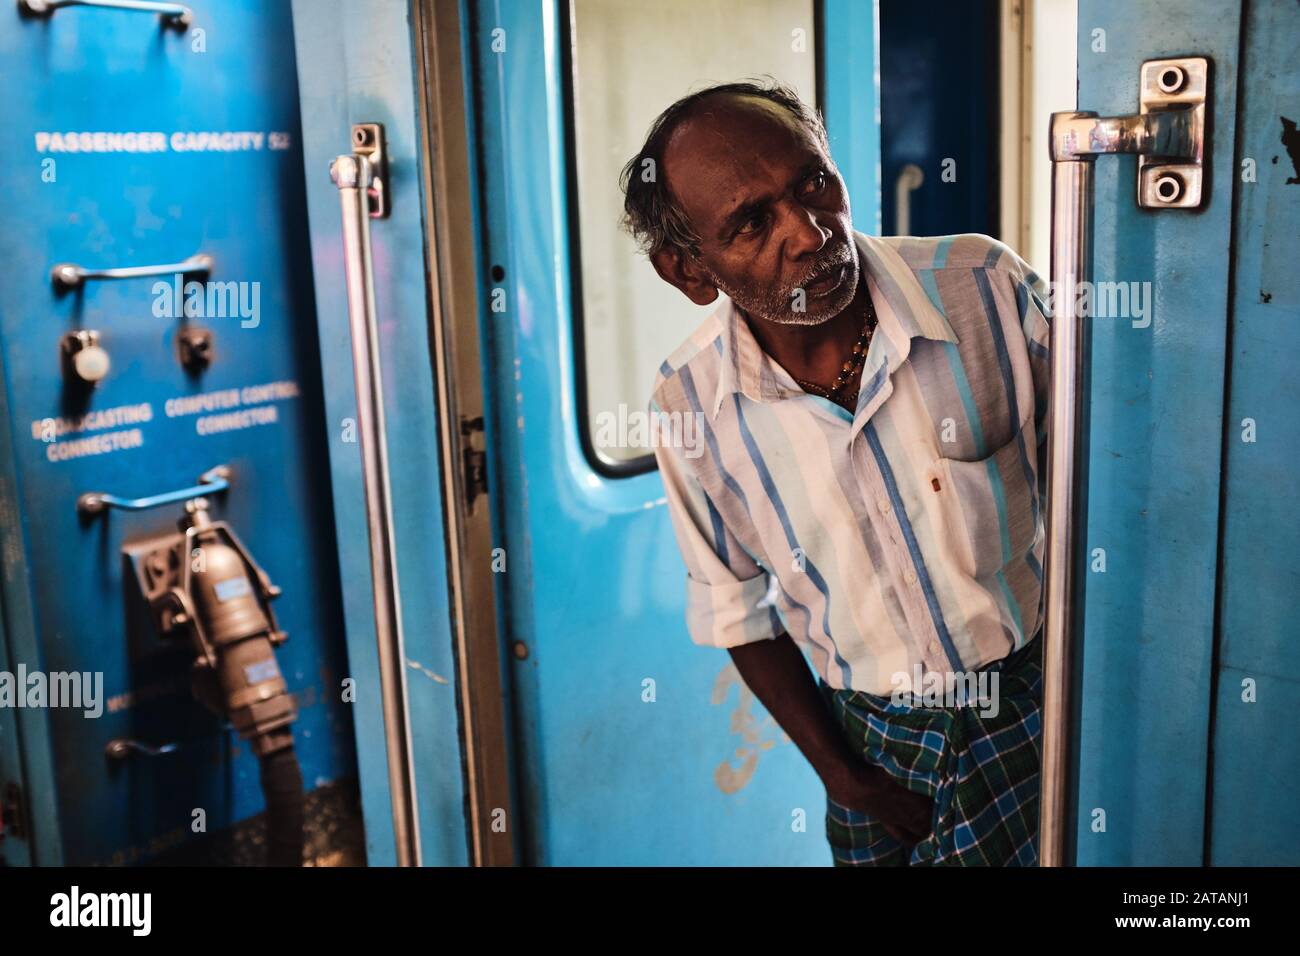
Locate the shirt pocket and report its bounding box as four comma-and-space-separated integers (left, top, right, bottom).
929, 414, 1040, 581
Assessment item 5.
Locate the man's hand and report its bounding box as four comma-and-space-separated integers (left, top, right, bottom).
726, 633, 935, 846
824, 758, 934, 845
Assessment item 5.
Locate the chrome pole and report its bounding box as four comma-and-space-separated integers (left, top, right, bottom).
330, 153, 422, 867
1040, 140, 1093, 869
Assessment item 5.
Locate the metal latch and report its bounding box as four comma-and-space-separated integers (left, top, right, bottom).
351, 123, 390, 219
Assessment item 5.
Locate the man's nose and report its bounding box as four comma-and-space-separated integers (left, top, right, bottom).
782, 202, 830, 260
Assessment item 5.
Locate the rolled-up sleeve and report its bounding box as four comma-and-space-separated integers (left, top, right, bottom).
1009, 264, 1051, 505
651, 400, 781, 649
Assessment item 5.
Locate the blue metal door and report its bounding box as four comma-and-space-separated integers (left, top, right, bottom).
1205, 0, 1300, 866
468, 0, 880, 865
1073, 0, 1299, 865
289, 0, 473, 866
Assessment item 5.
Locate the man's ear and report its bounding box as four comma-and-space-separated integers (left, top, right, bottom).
650, 245, 720, 306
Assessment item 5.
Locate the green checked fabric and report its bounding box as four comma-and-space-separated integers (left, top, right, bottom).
818, 633, 1043, 866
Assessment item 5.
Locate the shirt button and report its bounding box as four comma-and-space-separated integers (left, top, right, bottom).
905, 569, 918, 585
930, 640, 942, 656
877, 498, 891, 514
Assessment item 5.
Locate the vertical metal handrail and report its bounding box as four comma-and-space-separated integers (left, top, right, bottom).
330, 152, 422, 867
1041, 58, 1207, 867
1041, 134, 1094, 869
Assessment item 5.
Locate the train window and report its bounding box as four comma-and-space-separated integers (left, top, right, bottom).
566, 0, 817, 471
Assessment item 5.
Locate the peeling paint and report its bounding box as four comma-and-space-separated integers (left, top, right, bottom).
710, 661, 791, 794
1280, 116, 1300, 184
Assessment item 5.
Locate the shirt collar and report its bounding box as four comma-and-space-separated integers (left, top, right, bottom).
710, 230, 959, 419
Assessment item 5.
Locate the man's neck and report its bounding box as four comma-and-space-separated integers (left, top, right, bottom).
742, 272, 872, 390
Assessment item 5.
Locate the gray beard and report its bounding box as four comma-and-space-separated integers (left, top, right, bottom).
701, 252, 859, 328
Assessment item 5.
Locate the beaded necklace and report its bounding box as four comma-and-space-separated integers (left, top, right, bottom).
794, 290, 879, 407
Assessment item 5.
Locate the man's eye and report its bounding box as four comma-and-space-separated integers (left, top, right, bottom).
804, 171, 827, 193
737, 214, 767, 236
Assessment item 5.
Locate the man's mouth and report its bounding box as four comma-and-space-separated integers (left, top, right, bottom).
803, 263, 848, 298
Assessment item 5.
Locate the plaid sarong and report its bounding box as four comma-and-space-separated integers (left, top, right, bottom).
818, 633, 1043, 866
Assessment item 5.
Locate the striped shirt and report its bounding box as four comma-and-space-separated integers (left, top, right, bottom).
649, 231, 1051, 695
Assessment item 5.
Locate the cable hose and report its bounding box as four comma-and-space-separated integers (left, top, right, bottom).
258, 745, 304, 867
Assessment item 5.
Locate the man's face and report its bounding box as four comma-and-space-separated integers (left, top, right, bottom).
654, 96, 859, 327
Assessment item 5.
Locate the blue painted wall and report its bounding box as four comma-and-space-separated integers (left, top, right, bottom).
823, 0, 883, 235
0, 0, 354, 865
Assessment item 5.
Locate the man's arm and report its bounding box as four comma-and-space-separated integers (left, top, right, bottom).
728, 632, 933, 844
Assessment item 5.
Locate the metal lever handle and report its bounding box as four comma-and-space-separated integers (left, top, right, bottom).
1039, 57, 1208, 868
77, 465, 230, 516
51, 253, 213, 292
330, 135, 420, 868
18, 0, 192, 28
105, 738, 180, 761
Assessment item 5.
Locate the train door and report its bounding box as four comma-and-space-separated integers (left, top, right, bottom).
289, 0, 500, 865
466, 0, 879, 865
1204, 0, 1299, 866
290, 0, 880, 867
1061, 0, 1299, 864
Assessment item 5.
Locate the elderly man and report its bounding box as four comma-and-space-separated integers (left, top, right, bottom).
625, 80, 1050, 866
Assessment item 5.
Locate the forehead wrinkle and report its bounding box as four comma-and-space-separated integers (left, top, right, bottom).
663, 97, 820, 237
660, 126, 749, 228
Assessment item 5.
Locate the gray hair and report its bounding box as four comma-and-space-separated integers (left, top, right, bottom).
618, 78, 830, 258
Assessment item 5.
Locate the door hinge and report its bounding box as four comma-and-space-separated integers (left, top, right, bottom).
459, 415, 488, 509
